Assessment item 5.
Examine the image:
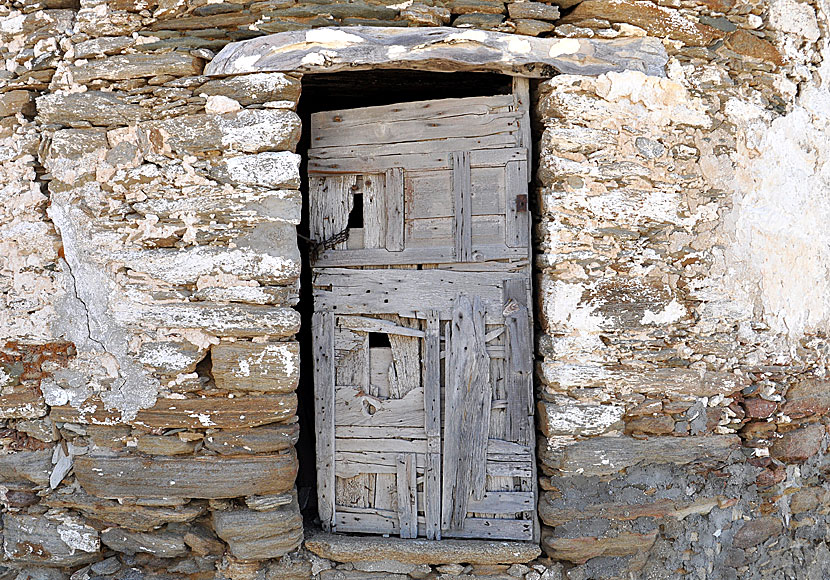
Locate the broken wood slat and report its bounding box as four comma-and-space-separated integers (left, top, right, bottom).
487, 439, 532, 455
314, 268, 522, 319
211, 341, 299, 393
385, 167, 405, 251
396, 453, 418, 538
486, 462, 532, 478
51, 395, 297, 429
307, 147, 527, 174
309, 175, 354, 245
425, 311, 442, 540
369, 346, 393, 397
441, 517, 533, 541
335, 426, 426, 439
407, 215, 506, 251
453, 150, 472, 262
312, 95, 514, 131
338, 315, 425, 337
503, 279, 533, 445
314, 244, 527, 267
336, 509, 408, 535
336, 438, 427, 454
467, 492, 535, 514
406, 167, 505, 220
311, 109, 520, 149
335, 327, 369, 388
313, 311, 336, 532
504, 160, 530, 249
335, 386, 425, 428
387, 325, 421, 398
442, 295, 492, 531
205, 27, 669, 79
74, 452, 297, 499
309, 133, 518, 160
363, 174, 386, 249
512, 77, 532, 173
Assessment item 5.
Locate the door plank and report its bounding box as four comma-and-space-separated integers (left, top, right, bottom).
467, 491, 535, 514
442, 295, 492, 531
314, 245, 527, 267
388, 332, 420, 399
313, 311, 336, 532
336, 438, 427, 454
335, 386, 425, 428
309, 133, 517, 160
505, 160, 529, 249
424, 311, 442, 540
309, 175, 354, 245
307, 147, 527, 174
396, 453, 418, 539
503, 279, 533, 445
386, 168, 405, 251
335, 327, 369, 388
512, 77, 532, 173
452, 151, 472, 262
338, 315, 425, 337
363, 173, 386, 249
442, 517, 533, 541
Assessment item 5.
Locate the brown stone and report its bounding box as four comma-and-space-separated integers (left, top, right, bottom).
305, 532, 541, 564
755, 464, 786, 487
561, 0, 723, 46
0, 90, 36, 118
770, 424, 824, 463
744, 398, 777, 419
789, 488, 822, 514
212, 498, 304, 560
454, 12, 506, 28
74, 451, 298, 498
212, 341, 300, 393
0, 386, 46, 419
2, 513, 100, 567
67, 53, 205, 84
101, 528, 188, 558
137, 434, 198, 455
783, 379, 830, 418
539, 495, 721, 526
44, 489, 206, 531
724, 30, 783, 65
732, 517, 782, 548
507, 2, 560, 21
512, 18, 556, 36
625, 414, 675, 435
542, 531, 657, 564
184, 525, 226, 556
204, 423, 300, 455
0, 448, 52, 486
446, 0, 506, 15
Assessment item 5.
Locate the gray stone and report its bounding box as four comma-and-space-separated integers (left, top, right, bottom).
634, 136, 666, 159
2, 514, 100, 567
507, 2, 560, 21
0, 448, 52, 486
100, 528, 188, 558
198, 72, 301, 106
37, 91, 147, 127
212, 152, 301, 189
67, 53, 204, 84
0, 90, 36, 117
453, 13, 506, 29
91, 557, 122, 575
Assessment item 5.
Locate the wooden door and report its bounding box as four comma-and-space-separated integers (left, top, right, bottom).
310, 80, 536, 541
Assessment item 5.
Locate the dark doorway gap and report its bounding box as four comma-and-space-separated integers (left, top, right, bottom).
294, 70, 515, 525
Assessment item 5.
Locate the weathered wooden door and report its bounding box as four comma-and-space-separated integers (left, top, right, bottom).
310, 80, 536, 541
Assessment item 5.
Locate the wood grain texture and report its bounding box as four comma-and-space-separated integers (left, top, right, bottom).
396, 453, 418, 538
504, 160, 529, 249
386, 168, 405, 251
308, 147, 526, 174
425, 311, 442, 540
442, 295, 491, 531
453, 151, 472, 262
503, 279, 533, 445
313, 311, 337, 531
206, 27, 669, 78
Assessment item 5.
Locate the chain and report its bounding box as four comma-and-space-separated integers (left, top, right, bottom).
305, 227, 351, 264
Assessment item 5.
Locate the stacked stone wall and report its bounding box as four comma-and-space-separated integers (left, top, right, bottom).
1, 0, 830, 579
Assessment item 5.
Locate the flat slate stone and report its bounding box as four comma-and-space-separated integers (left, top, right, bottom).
212, 341, 300, 392
68, 53, 204, 83
2, 514, 100, 567
0, 448, 52, 486
205, 26, 668, 78
305, 532, 541, 564
37, 91, 147, 127
198, 72, 301, 106
74, 451, 297, 499
213, 498, 303, 560
539, 435, 741, 477
101, 528, 188, 558
204, 423, 299, 455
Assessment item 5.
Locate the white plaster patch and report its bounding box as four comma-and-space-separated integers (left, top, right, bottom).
508, 37, 532, 55
305, 29, 364, 47
548, 38, 581, 58
446, 30, 488, 43
205, 95, 242, 115
768, 0, 820, 43
641, 299, 687, 325
55, 515, 100, 554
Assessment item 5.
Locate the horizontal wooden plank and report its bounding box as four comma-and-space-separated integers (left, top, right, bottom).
335, 426, 426, 440
406, 215, 506, 250
336, 438, 427, 454
308, 148, 527, 174
211, 341, 299, 393
467, 492, 535, 514
337, 316, 424, 337
443, 517, 533, 541
335, 386, 425, 428
406, 168, 505, 220
51, 395, 297, 429
314, 245, 527, 267
308, 133, 517, 160
314, 268, 521, 319
75, 452, 297, 499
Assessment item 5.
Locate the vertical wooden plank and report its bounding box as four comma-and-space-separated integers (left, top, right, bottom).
503, 279, 533, 445
388, 333, 421, 399
313, 311, 336, 532
363, 173, 386, 249
512, 76, 532, 177
452, 151, 472, 262
385, 167, 405, 251
424, 311, 441, 540
505, 160, 530, 249
310, 175, 354, 246
442, 295, 491, 531
396, 453, 418, 539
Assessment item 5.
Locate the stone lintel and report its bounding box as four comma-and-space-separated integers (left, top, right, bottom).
205, 26, 668, 79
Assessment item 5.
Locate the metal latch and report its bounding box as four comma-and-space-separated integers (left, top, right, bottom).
515, 194, 528, 213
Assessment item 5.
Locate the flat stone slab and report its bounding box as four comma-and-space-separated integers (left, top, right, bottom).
305, 532, 541, 565
205, 26, 667, 79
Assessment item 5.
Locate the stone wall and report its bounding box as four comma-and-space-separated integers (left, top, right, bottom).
1, 0, 830, 579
